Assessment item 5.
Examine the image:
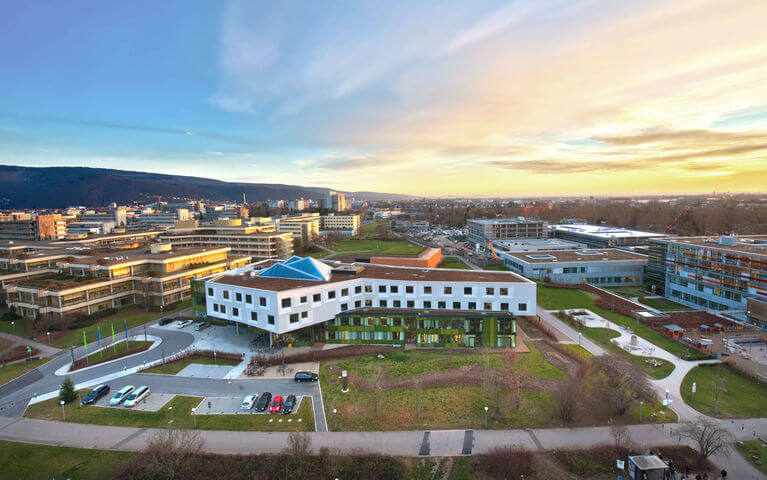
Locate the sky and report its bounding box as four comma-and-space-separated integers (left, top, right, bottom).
1, 0, 767, 197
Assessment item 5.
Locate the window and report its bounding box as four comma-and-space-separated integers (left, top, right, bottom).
341, 303, 348, 311
260, 297, 267, 306
365, 285, 372, 293
501, 302, 509, 311
438, 301, 446, 309
220, 305, 226, 314
207, 287, 214, 296
464, 287, 472, 295
485, 287, 494, 295
235, 292, 242, 302
313, 293, 321, 302
281, 298, 291, 308
499, 287, 508, 296
424, 286, 432, 294
423, 301, 432, 309
328, 291, 336, 299
483, 302, 492, 310
245, 294, 252, 304
407, 300, 415, 308
365, 299, 372, 307
390, 285, 398, 293
379, 285, 386, 293
268, 315, 275, 325
290, 314, 299, 323
232, 307, 239, 317
355, 300, 362, 308
223, 290, 230, 300
250, 311, 257, 321
518, 303, 527, 311
341, 288, 349, 297
355, 286, 362, 294
453, 301, 461, 309
393, 300, 401, 307
379, 300, 387, 307
213, 303, 219, 312
468, 302, 476, 310
301, 311, 308, 319
444, 286, 452, 294
300, 296, 307, 304
406, 285, 414, 294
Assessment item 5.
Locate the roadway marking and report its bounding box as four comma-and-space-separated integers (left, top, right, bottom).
418, 431, 430, 456
461, 430, 474, 455
110, 428, 148, 449
526, 429, 544, 450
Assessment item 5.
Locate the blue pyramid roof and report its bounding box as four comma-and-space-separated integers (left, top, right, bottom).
258, 256, 331, 281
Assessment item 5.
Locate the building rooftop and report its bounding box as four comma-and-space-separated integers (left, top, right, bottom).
505, 249, 647, 264
493, 238, 583, 252
652, 235, 767, 257
468, 218, 545, 225
552, 224, 664, 239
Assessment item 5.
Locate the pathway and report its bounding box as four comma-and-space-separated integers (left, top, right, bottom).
0, 332, 61, 358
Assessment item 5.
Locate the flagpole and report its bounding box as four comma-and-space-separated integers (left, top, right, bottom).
112, 323, 116, 355
83, 330, 88, 364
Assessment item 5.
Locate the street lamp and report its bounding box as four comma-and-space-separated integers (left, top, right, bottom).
484, 406, 488, 429
333, 408, 337, 431
578, 332, 582, 346
639, 401, 643, 423
11, 321, 15, 334
60, 400, 66, 421
665, 389, 670, 416
47, 331, 51, 345
191, 408, 196, 429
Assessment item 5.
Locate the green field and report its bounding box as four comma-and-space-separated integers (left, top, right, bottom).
604, 285, 648, 298
736, 440, 767, 476
539, 284, 709, 360
0, 440, 135, 480
481, 263, 511, 271
0, 316, 33, 337
0, 357, 52, 387
78, 340, 151, 367
143, 354, 240, 375
438, 257, 472, 269
639, 296, 693, 311
328, 238, 423, 255
360, 221, 383, 236
25, 392, 315, 431
681, 364, 767, 418
51, 299, 191, 349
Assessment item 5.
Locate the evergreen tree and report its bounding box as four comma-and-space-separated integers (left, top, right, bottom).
59, 376, 76, 404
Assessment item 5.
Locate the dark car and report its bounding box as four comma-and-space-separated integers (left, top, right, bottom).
81, 384, 110, 406
294, 372, 318, 382
158, 317, 176, 326
281, 395, 297, 414
254, 392, 272, 412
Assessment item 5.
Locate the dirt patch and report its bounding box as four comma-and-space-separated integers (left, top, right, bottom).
534, 341, 581, 377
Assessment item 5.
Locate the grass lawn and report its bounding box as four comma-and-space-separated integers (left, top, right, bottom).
327, 238, 422, 255
0, 440, 135, 480
481, 263, 511, 271
25, 392, 315, 431
604, 285, 648, 298
681, 364, 767, 418
540, 284, 709, 360
438, 257, 472, 269
143, 354, 240, 375
639, 296, 693, 311
0, 357, 52, 387
50, 299, 192, 349
360, 221, 382, 236
736, 440, 767, 476
0, 316, 34, 337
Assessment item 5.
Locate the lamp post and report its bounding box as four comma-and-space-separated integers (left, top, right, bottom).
162, 348, 165, 374
578, 332, 582, 346
192, 408, 196, 429
639, 401, 643, 423
665, 389, 670, 417
47, 331, 51, 345
333, 408, 337, 431
484, 406, 488, 429
60, 400, 66, 421
143, 324, 147, 343
11, 321, 15, 334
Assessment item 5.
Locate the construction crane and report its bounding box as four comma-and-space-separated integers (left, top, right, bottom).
152, 195, 162, 206
484, 241, 501, 261
664, 206, 691, 233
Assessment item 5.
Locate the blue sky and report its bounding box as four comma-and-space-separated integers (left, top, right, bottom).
2, 0, 767, 195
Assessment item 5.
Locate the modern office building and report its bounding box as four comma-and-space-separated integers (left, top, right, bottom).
159, 219, 293, 260
67, 221, 115, 236
500, 249, 647, 285
324, 191, 347, 212
492, 238, 584, 253
647, 235, 767, 314
83, 208, 128, 228
200, 256, 536, 347
134, 209, 190, 229
467, 218, 548, 244
551, 224, 665, 249
0, 214, 67, 241
275, 214, 321, 241
3, 243, 250, 320
320, 214, 360, 235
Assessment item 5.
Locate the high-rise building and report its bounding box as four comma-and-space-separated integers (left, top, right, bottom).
324, 191, 347, 212
0, 214, 66, 241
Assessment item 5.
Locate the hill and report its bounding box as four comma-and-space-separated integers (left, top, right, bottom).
0, 165, 411, 208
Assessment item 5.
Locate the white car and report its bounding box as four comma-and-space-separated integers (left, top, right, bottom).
123, 385, 150, 407
176, 320, 193, 329
241, 393, 258, 410
109, 385, 135, 406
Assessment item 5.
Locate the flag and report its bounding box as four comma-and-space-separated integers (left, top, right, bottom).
97, 326, 102, 347
124, 320, 128, 340
83, 329, 87, 349
111, 323, 115, 342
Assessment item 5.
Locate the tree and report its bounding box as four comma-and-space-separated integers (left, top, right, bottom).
59, 376, 76, 404
285, 431, 312, 457
681, 417, 734, 464
609, 422, 635, 456
141, 428, 204, 480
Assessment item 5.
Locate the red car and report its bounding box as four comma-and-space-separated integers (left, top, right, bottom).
269, 395, 284, 413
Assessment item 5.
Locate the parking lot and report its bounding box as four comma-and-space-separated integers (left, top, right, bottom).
91, 391, 175, 412
193, 395, 308, 415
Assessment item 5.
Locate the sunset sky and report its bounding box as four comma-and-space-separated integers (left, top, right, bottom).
1, 0, 766, 196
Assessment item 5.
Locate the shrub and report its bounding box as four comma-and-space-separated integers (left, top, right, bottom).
252, 345, 395, 366
473, 446, 532, 479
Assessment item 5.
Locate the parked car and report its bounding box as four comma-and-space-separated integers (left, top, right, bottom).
176, 320, 193, 329
269, 395, 284, 413
241, 394, 258, 410
81, 384, 110, 406
109, 385, 135, 406
194, 322, 211, 331
123, 385, 150, 407
281, 395, 297, 414
158, 317, 175, 326
254, 392, 272, 412
294, 371, 318, 382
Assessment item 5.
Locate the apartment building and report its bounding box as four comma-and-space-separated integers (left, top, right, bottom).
647, 235, 767, 314
324, 191, 347, 212
159, 219, 293, 260
551, 224, 664, 249
467, 218, 548, 244
4, 243, 249, 320
0, 214, 67, 241
500, 249, 647, 285
67, 221, 115, 236
275, 214, 321, 241
320, 214, 360, 235
200, 256, 536, 348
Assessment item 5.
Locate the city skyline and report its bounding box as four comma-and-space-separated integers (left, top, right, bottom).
2, 0, 767, 196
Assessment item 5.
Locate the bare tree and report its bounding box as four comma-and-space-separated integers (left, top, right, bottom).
681, 417, 734, 463
142, 428, 205, 480
610, 422, 635, 455
713, 375, 726, 414
285, 431, 313, 457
